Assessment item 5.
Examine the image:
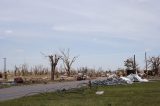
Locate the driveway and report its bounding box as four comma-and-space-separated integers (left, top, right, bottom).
0, 80, 89, 101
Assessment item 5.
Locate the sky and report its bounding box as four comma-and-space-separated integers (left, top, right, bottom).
0, 0, 160, 71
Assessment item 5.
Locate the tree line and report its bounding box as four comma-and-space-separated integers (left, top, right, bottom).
0, 49, 159, 80
124, 55, 160, 76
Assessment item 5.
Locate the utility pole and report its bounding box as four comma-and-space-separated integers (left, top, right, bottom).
2, 58, 7, 79
145, 52, 147, 71
3, 58, 6, 72
133, 55, 137, 74
145, 52, 148, 77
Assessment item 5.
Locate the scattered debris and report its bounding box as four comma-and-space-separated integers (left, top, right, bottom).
28, 77, 48, 84
77, 73, 87, 81
96, 91, 104, 95
60, 75, 68, 81
108, 74, 117, 79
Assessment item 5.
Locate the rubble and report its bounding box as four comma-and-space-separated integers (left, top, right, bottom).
91, 77, 131, 86
91, 74, 149, 86
77, 73, 87, 81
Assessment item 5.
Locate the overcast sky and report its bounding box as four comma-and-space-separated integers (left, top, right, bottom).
0, 0, 160, 71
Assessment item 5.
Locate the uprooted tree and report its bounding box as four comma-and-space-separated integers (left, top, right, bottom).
147, 56, 160, 75
60, 49, 78, 77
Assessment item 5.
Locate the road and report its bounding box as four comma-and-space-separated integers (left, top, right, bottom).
0, 80, 89, 101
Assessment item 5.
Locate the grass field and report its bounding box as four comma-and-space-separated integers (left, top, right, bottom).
0, 81, 160, 106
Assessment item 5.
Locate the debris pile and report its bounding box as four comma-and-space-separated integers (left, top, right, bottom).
91, 74, 148, 86
91, 77, 132, 86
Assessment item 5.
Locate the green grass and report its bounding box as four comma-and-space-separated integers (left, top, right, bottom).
1, 81, 160, 106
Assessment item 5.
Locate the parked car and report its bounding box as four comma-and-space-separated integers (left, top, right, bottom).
14, 77, 24, 83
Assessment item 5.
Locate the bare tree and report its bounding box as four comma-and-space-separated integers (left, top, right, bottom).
42, 52, 61, 81
147, 56, 160, 75
60, 49, 78, 76
21, 63, 29, 76
14, 65, 19, 76
49, 54, 61, 80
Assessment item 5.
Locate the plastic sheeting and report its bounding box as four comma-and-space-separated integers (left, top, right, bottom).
120, 77, 133, 84
127, 74, 148, 82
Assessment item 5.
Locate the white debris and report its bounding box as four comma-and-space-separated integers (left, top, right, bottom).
127, 74, 149, 82
120, 77, 133, 84
108, 74, 117, 79
140, 79, 149, 82
78, 73, 83, 76
96, 91, 104, 95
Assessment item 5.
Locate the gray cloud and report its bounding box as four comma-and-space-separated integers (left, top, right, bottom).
0, 0, 160, 70
0, 0, 159, 43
